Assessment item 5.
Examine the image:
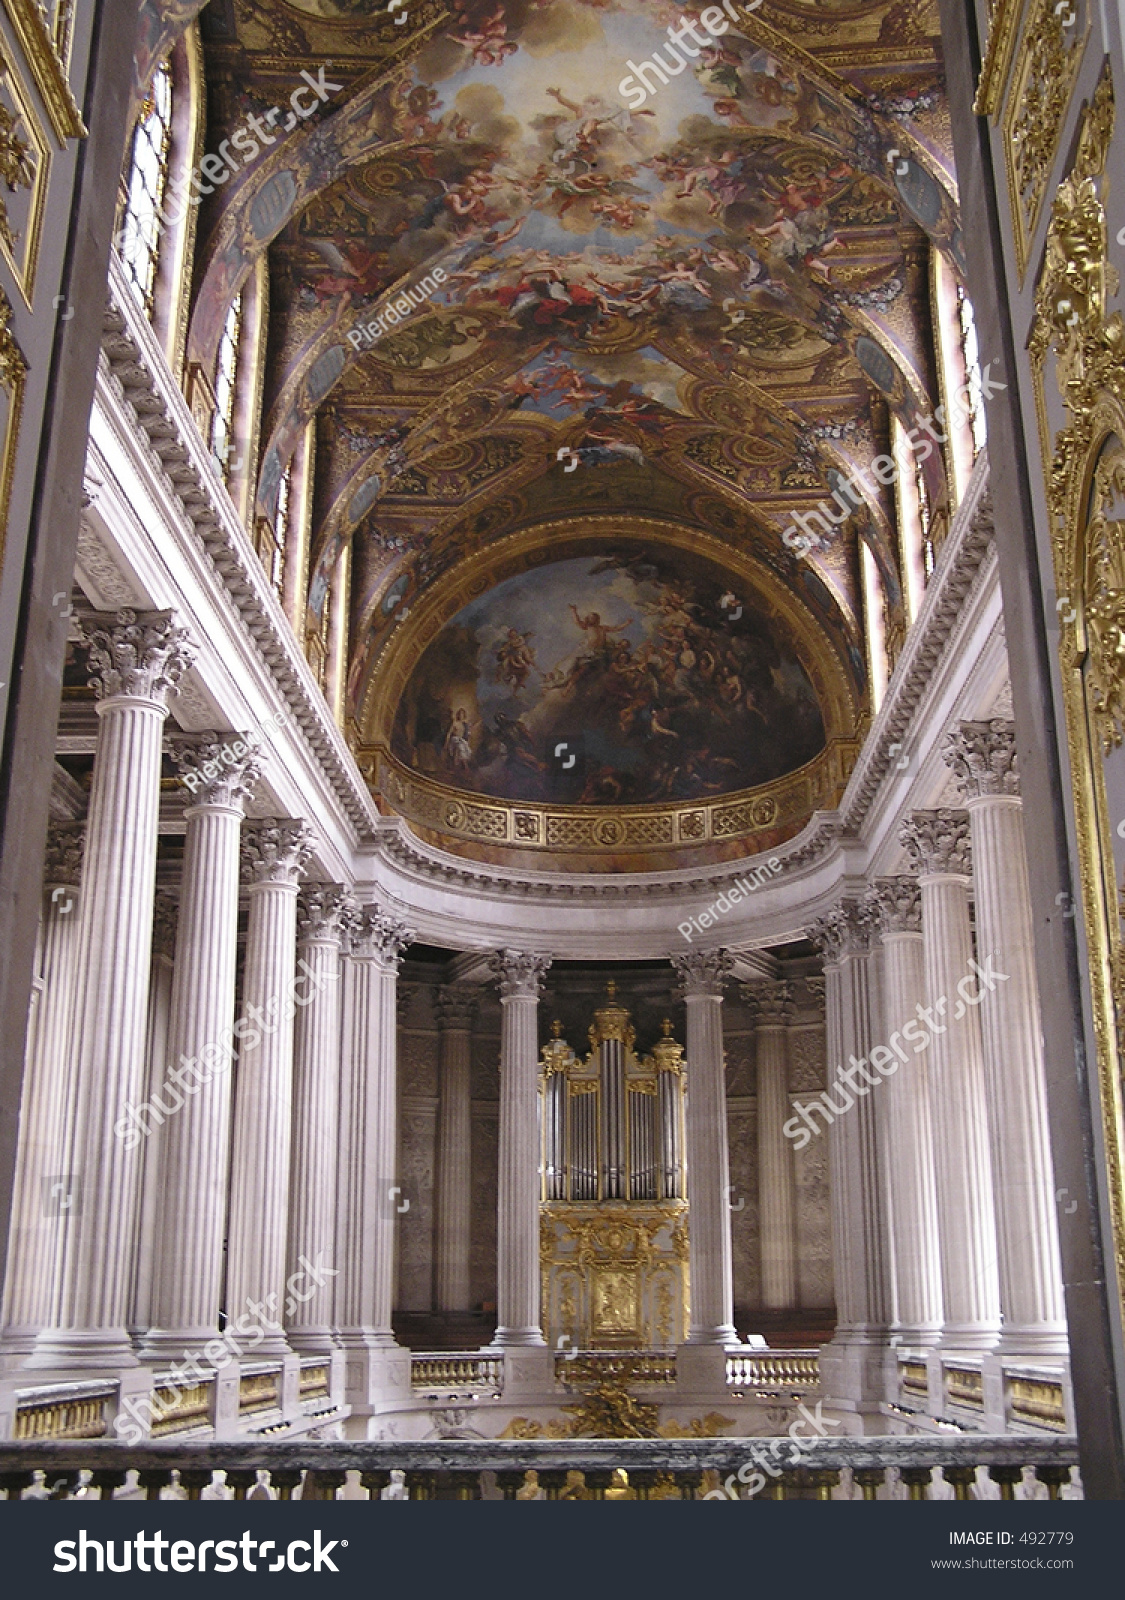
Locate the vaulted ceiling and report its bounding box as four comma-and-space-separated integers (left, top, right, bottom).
177, 0, 957, 866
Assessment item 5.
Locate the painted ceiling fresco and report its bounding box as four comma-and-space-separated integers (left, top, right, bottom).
180, 0, 955, 843
392, 545, 825, 805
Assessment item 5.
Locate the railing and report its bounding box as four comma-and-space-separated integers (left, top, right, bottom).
727, 1351, 820, 1393
554, 1351, 677, 1386
410, 1354, 504, 1391
12, 1381, 118, 1442
0, 1436, 1079, 1500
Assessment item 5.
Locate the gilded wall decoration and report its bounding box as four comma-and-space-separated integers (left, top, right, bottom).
1031, 64, 1125, 1316
0, 38, 50, 306
0, 285, 27, 569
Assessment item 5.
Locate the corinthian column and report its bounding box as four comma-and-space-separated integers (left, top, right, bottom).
808, 902, 890, 1344
943, 721, 1067, 1354
1, 824, 84, 1356
489, 951, 551, 1347
131, 894, 178, 1338
286, 885, 350, 1355
742, 979, 798, 1311
336, 906, 415, 1360
225, 820, 315, 1357
672, 948, 738, 1346
29, 610, 193, 1370
869, 878, 943, 1345
901, 810, 1001, 1349
434, 988, 478, 1315
140, 739, 262, 1358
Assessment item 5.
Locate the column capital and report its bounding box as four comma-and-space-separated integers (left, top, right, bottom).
900, 809, 972, 877
869, 876, 922, 935
240, 819, 316, 888
81, 608, 194, 706
296, 884, 352, 944
808, 897, 874, 962
672, 947, 733, 997
349, 903, 415, 968
152, 892, 179, 960
803, 974, 826, 1009
740, 978, 794, 1025
436, 986, 479, 1030
489, 949, 551, 1001
43, 820, 84, 887
942, 718, 1020, 799
170, 733, 263, 810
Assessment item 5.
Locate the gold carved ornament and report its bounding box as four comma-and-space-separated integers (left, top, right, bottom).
1031, 65, 1125, 1313
0, 287, 28, 569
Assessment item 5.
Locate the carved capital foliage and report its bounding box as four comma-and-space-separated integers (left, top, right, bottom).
490, 949, 551, 1001
803, 974, 826, 1009
240, 819, 316, 888
81, 608, 194, 705
869, 876, 922, 936
436, 986, 478, 1030
152, 892, 178, 960
808, 898, 873, 962
900, 809, 972, 878
296, 884, 351, 944
672, 947, 733, 998
43, 821, 84, 886
943, 720, 1020, 799
740, 978, 793, 1027
170, 733, 263, 810
350, 904, 416, 968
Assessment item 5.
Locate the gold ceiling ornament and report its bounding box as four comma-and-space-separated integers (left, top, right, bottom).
999, 0, 1089, 281
0, 286, 27, 569
1031, 63, 1125, 1327
975, 0, 1026, 118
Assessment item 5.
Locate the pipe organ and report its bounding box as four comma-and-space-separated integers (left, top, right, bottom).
539, 985, 689, 1349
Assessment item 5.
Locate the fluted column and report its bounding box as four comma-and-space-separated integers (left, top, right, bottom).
140, 740, 262, 1357
672, 948, 738, 1346
869, 878, 943, 1345
490, 951, 551, 1347
901, 810, 1001, 1349
336, 907, 414, 1351
29, 610, 193, 1370
1, 824, 85, 1355
809, 903, 890, 1341
742, 979, 798, 1311
225, 820, 315, 1357
434, 988, 478, 1315
944, 721, 1067, 1353
286, 885, 349, 1355
130, 894, 178, 1338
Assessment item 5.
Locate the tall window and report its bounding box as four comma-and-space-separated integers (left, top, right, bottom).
119, 62, 173, 314
211, 291, 243, 480
272, 458, 292, 590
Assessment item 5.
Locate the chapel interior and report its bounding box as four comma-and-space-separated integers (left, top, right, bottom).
0, 0, 1123, 1501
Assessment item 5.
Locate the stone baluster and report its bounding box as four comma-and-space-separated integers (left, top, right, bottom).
28, 611, 193, 1371
489, 951, 551, 1347
901, 810, 1001, 1349
943, 721, 1067, 1354
225, 820, 316, 1357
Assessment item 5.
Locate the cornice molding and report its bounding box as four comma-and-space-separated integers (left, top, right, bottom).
96, 256, 380, 844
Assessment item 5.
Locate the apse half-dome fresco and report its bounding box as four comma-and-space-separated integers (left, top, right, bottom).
392, 546, 825, 806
